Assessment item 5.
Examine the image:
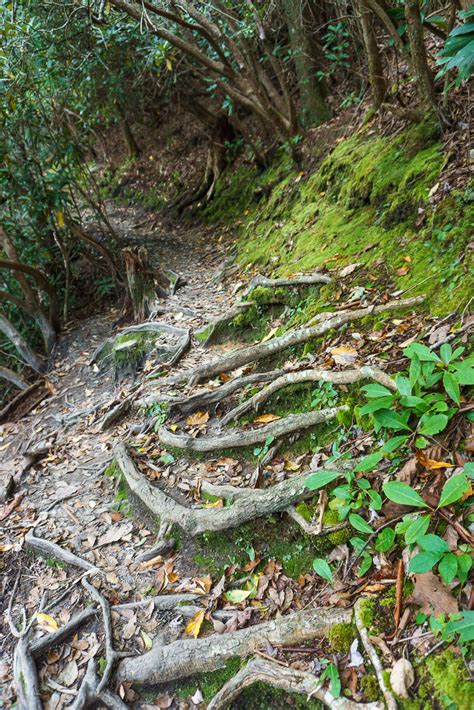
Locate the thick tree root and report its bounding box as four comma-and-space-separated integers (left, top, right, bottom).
13, 636, 42, 710
207, 656, 382, 710
167, 296, 423, 385
25, 532, 101, 575
195, 301, 254, 346
243, 272, 331, 297
114, 443, 344, 535
354, 598, 397, 710
91, 321, 189, 367
116, 605, 351, 684
220, 365, 396, 425
139, 369, 287, 414
31, 608, 98, 658
158, 406, 347, 452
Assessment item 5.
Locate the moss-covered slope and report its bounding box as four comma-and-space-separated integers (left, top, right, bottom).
205, 118, 473, 315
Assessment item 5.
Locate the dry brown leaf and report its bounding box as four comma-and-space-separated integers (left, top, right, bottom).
339, 262, 361, 278
390, 658, 414, 699
185, 609, 205, 638
396, 457, 418, 484
253, 413, 280, 424
97, 522, 133, 547
330, 346, 358, 365
408, 571, 458, 617
395, 266, 409, 276
142, 555, 163, 569
186, 411, 210, 427
57, 660, 78, 687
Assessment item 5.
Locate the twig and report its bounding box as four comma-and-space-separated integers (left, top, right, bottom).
354, 598, 397, 710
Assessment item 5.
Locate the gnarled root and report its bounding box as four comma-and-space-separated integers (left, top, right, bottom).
207, 656, 382, 710
116, 605, 351, 684
114, 443, 344, 535
158, 406, 347, 452
67, 657, 127, 710
13, 636, 42, 710
167, 296, 423, 386
25, 531, 101, 575
195, 301, 254, 346
244, 271, 331, 297
220, 365, 396, 425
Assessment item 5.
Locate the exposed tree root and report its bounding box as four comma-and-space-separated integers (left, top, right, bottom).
220, 365, 396, 425
13, 636, 42, 710
139, 369, 287, 414
167, 296, 423, 385
243, 271, 331, 297
0, 379, 44, 423
207, 655, 382, 710
82, 579, 125, 694
195, 301, 254, 345
68, 657, 127, 710
112, 593, 199, 611
114, 443, 345, 535
116, 605, 352, 684
286, 504, 347, 536
354, 598, 397, 710
31, 608, 98, 658
25, 531, 101, 575
158, 406, 347, 452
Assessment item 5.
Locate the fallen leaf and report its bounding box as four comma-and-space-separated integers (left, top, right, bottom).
0, 544, 14, 553
141, 630, 153, 650
97, 522, 133, 547
191, 689, 204, 705
416, 452, 453, 470
402, 255, 412, 263
36, 613, 59, 633
57, 660, 78, 687
186, 411, 210, 427
186, 610, 205, 638
330, 346, 358, 365
390, 658, 414, 699
339, 262, 361, 278
253, 413, 280, 424
347, 638, 364, 667
408, 571, 458, 616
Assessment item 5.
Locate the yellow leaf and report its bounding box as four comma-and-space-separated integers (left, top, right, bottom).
186, 411, 210, 427
56, 210, 65, 228
253, 413, 280, 424
330, 346, 358, 365
0, 543, 14, 553
260, 326, 278, 343
165, 58, 173, 71
141, 630, 153, 650
141, 554, 163, 569
185, 609, 205, 638
36, 612, 59, 632
202, 498, 224, 509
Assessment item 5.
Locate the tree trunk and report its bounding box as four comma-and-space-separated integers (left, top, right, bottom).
122, 247, 170, 321
282, 0, 329, 127
404, 0, 437, 109
121, 118, 140, 159
0, 314, 45, 372
359, 1, 387, 108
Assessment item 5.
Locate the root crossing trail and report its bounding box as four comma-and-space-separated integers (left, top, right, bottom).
0, 204, 425, 709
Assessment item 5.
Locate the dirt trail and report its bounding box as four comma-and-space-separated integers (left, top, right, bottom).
0, 206, 239, 708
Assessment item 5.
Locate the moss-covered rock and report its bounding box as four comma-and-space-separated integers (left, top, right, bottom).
426, 650, 474, 710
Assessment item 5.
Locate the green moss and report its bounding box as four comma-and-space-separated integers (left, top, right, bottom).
174, 658, 242, 701
358, 598, 375, 629
217, 124, 471, 317
104, 461, 119, 478
426, 650, 474, 710
327, 623, 355, 653
360, 674, 380, 702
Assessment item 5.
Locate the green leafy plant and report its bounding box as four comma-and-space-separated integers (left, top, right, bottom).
319, 661, 341, 698
253, 434, 275, 460
356, 343, 473, 469
311, 381, 339, 409
436, 9, 474, 86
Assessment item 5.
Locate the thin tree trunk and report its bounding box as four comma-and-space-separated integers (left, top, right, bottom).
404, 0, 437, 109
359, 1, 387, 108
282, 0, 329, 127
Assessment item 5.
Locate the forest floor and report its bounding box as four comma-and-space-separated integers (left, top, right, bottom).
0, 202, 472, 709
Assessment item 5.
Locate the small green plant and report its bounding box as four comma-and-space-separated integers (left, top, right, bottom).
253, 434, 275, 459
311, 381, 339, 409
95, 276, 115, 297
145, 401, 168, 431
319, 661, 341, 698
356, 343, 473, 469
417, 611, 474, 655
436, 8, 474, 86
